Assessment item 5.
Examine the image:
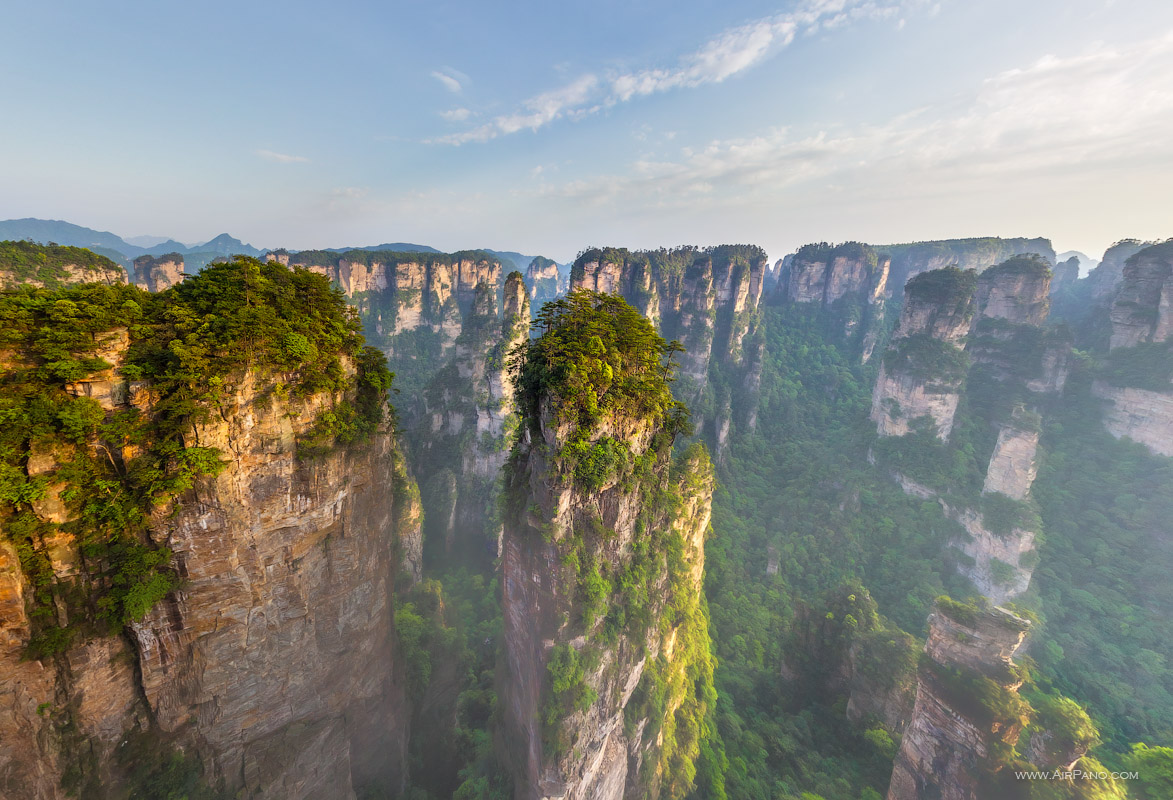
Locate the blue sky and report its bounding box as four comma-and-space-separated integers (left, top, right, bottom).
2, 0, 1171, 262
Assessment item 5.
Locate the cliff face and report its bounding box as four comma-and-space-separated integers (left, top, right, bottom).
130, 370, 419, 797
0, 241, 127, 289
1086, 239, 1155, 300
526, 256, 565, 306
1049, 256, 1079, 295
877, 237, 1055, 294
974, 255, 1051, 328
283, 249, 504, 356
569, 246, 766, 452
888, 604, 1031, 800
1092, 382, 1173, 457
779, 242, 890, 360
871, 268, 976, 440
0, 261, 421, 800
499, 292, 718, 800
132, 253, 185, 292
414, 272, 530, 553
1107, 242, 1173, 350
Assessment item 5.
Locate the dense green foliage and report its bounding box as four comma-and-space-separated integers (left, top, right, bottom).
0, 240, 125, 286
904, 265, 977, 307
0, 257, 391, 656
1029, 367, 1173, 747
882, 333, 970, 381
511, 289, 689, 447
1097, 341, 1173, 391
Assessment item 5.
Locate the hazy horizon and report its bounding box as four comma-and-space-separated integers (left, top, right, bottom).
3, 0, 1170, 263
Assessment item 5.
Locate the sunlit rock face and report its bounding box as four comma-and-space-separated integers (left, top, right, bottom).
0, 332, 420, 799
888, 605, 1031, 800
499, 295, 716, 800
286, 249, 505, 355
526, 256, 564, 305
1093, 382, 1173, 457
568, 245, 767, 451
132, 253, 185, 292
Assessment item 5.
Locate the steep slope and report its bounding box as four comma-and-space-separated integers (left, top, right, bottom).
499, 291, 721, 800
0, 260, 420, 799
569, 245, 767, 454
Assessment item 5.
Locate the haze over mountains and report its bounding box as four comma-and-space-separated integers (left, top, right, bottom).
0, 217, 558, 275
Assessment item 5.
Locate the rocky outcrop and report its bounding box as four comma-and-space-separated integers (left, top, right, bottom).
1087, 239, 1156, 301
982, 419, 1039, 500
132, 253, 185, 292
778, 242, 890, 360
1107, 242, 1173, 350
1049, 256, 1079, 295
974, 255, 1051, 327
871, 268, 976, 440
500, 296, 717, 800
526, 256, 564, 305
888, 603, 1031, 800
0, 312, 421, 798
782, 242, 889, 306
952, 508, 1037, 602
1093, 382, 1173, 457
877, 237, 1055, 294
569, 246, 767, 442
287, 249, 504, 355
130, 370, 418, 797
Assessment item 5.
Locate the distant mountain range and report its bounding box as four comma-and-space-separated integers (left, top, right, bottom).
0, 218, 562, 274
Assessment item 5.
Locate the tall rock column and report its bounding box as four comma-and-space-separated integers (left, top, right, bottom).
871, 267, 977, 439
500, 290, 719, 800
888, 601, 1031, 800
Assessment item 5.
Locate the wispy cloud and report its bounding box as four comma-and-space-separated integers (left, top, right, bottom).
542, 31, 1173, 209
439, 107, 472, 122
257, 149, 309, 163
431, 68, 465, 94
436, 0, 919, 145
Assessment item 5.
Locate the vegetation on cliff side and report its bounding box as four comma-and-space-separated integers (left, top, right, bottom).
0, 239, 125, 286
0, 256, 393, 656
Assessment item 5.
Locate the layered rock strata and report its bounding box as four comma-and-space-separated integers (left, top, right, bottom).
887, 604, 1031, 800
0, 317, 421, 799
500, 294, 717, 800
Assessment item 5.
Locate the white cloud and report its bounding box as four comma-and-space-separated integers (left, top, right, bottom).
541, 31, 1173, 212
435, 0, 920, 145
431, 70, 463, 93
440, 107, 472, 122
257, 149, 309, 163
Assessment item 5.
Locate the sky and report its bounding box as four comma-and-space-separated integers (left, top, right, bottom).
2, 0, 1172, 263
